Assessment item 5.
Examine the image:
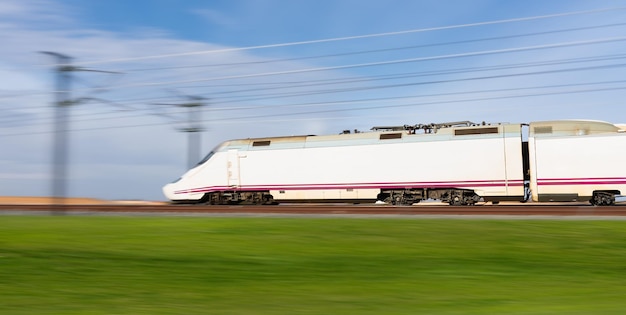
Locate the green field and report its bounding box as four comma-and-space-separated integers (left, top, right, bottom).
1, 215, 626, 314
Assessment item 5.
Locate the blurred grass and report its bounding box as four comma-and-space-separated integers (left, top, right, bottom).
1, 216, 626, 314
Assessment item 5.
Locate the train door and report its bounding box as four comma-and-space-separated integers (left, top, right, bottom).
521, 124, 531, 201
227, 149, 240, 188
500, 123, 526, 200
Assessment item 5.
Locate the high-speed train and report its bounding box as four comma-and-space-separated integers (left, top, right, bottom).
163, 120, 626, 206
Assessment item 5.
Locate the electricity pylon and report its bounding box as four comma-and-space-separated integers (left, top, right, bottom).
154, 95, 207, 169
41, 52, 121, 211
179, 96, 206, 169
41, 52, 72, 210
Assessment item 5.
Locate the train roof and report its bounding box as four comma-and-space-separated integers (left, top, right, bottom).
529, 120, 622, 137
215, 120, 623, 151
218, 121, 521, 151
234, 121, 512, 140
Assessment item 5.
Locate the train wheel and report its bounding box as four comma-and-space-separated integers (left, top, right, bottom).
449, 196, 462, 206
463, 193, 480, 206
262, 194, 275, 205
591, 192, 616, 206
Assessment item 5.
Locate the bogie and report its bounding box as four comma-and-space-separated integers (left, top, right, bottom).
590, 191, 618, 206
203, 191, 274, 205
378, 188, 479, 206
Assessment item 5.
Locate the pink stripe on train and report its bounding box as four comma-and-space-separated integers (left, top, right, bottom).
174, 179, 525, 195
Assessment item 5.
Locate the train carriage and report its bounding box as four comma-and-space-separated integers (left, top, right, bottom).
528, 120, 626, 205
163, 119, 626, 206
164, 121, 526, 205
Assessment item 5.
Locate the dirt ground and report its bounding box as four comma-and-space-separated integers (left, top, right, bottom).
0, 196, 163, 205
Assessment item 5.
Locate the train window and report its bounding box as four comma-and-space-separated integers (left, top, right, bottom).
534, 126, 553, 134
279, 190, 285, 194
252, 140, 271, 147
380, 133, 402, 140
454, 127, 499, 136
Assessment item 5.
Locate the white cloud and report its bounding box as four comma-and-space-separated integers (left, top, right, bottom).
2, 0, 626, 200
0, 1, 356, 200
0, 0, 74, 26
0, 66, 47, 91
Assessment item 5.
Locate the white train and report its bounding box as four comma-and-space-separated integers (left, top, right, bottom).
163, 120, 626, 206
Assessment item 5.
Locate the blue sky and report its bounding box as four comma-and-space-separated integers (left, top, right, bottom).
1, 0, 626, 201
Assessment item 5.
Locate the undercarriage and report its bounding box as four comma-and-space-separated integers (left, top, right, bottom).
201, 191, 275, 205
377, 188, 481, 206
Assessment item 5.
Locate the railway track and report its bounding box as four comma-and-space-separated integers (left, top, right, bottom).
1, 203, 626, 216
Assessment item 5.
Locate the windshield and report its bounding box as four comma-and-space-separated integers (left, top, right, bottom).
195, 142, 228, 167
196, 151, 215, 166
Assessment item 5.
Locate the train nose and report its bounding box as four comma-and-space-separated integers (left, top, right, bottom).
162, 182, 179, 201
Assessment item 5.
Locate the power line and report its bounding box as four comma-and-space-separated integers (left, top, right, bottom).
5, 27, 626, 128
206, 57, 626, 103
73, 7, 626, 66
40, 53, 626, 105
124, 21, 626, 73
3, 9, 625, 110
13, 26, 626, 99
119, 21, 626, 91
61, 37, 626, 92
4, 53, 626, 126
4, 81, 626, 137
210, 62, 626, 104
